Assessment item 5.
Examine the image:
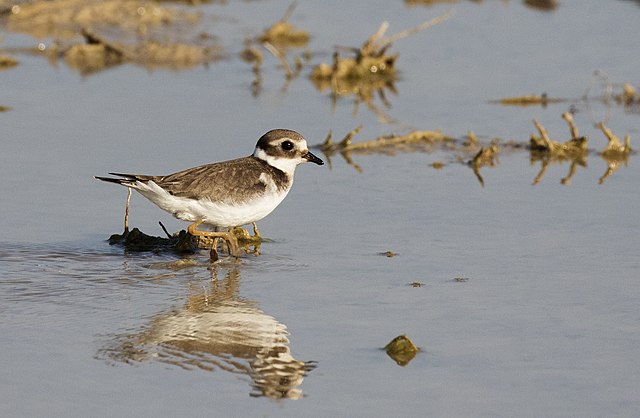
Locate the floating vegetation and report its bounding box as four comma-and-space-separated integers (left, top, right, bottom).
4, 0, 199, 39
404, 0, 461, 6
108, 227, 196, 253
241, 2, 310, 95
583, 72, 640, 115
256, 2, 309, 48
409, 281, 425, 287
316, 107, 635, 186
490, 93, 565, 107
615, 83, 640, 109
310, 12, 452, 122
0, 105, 11, 112
529, 113, 588, 185
315, 126, 456, 172
0, 54, 18, 69
597, 122, 632, 184
1, 0, 221, 74
380, 251, 398, 257
384, 335, 419, 366
523, 0, 559, 11
469, 141, 500, 187
108, 224, 262, 258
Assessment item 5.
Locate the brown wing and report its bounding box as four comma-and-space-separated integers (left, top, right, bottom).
155, 156, 274, 204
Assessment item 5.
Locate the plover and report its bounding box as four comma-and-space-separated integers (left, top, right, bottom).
96, 129, 324, 257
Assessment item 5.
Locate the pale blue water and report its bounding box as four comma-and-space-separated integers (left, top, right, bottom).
1, 1, 639, 416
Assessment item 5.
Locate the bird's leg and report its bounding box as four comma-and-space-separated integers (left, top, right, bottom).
187, 220, 239, 258
123, 187, 132, 235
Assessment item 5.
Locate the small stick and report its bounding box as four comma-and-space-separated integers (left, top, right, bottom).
597, 122, 616, 143
378, 11, 454, 50
562, 112, 579, 139
533, 119, 554, 150
158, 221, 172, 239
262, 41, 293, 78
281, 1, 297, 23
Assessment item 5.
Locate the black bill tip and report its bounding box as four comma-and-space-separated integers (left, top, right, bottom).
304, 151, 324, 165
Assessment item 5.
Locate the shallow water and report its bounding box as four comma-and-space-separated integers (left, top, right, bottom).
1, 0, 640, 416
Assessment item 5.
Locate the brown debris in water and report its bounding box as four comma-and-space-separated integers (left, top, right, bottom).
615, 83, 640, 108
310, 12, 452, 122
108, 227, 197, 253
108, 224, 262, 257
524, 0, 559, 11
490, 93, 565, 107
384, 335, 419, 366
240, 2, 310, 95
315, 126, 456, 172
380, 251, 398, 257
0, 54, 18, 69
404, 0, 461, 6
469, 141, 500, 187
597, 122, 632, 184
529, 113, 588, 185
257, 2, 309, 49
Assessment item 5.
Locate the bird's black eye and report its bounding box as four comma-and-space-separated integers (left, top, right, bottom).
281, 140, 294, 151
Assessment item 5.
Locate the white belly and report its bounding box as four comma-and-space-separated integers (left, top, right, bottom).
133, 179, 291, 227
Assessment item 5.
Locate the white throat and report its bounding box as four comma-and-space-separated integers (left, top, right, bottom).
253, 148, 300, 176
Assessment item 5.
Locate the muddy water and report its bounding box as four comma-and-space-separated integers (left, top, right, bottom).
1, 1, 640, 416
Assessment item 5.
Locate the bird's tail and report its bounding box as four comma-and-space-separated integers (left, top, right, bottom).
94, 172, 150, 187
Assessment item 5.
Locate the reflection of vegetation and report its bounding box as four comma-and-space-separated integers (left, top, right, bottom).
315, 111, 635, 186
309, 13, 452, 123
98, 266, 316, 399
385, 335, 419, 366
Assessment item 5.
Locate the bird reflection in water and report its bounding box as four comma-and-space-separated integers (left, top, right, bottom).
99, 265, 316, 399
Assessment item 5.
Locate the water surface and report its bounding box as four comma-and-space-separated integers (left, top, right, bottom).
1, 1, 639, 416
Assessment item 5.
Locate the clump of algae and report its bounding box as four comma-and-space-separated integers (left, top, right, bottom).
384, 335, 419, 366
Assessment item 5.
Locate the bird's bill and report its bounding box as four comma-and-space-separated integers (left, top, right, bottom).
303, 151, 324, 165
